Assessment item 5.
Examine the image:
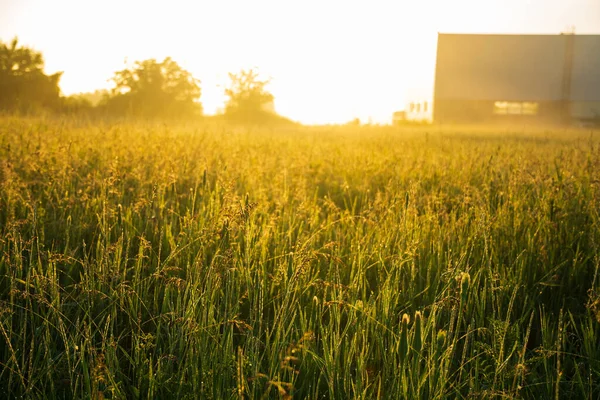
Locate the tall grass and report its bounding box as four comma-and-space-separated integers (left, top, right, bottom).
1, 116, 599, 399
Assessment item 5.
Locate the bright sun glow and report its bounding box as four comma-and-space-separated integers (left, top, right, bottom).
1, 0, 599, 124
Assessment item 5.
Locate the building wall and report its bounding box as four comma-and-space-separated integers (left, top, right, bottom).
434, 99, 565, 124
433, 34, 600, 124
570, 102, 600, 119
434, 34, 566, 103
571, 36, 600, 103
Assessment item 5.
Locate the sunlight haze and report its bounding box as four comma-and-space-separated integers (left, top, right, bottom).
1, 0, 599, 124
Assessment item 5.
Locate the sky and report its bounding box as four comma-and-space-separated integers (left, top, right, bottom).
1, 0, 599, 124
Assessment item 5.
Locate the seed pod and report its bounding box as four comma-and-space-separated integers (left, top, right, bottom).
399, 313, 410, 366
436, 330, 447, 357
460, 272, 471, 306
413, 311, 422, 356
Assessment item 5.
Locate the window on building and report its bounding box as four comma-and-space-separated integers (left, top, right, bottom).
423, 102, 428, 112
494, 101, 508, 114
507, 102, 522, 115
493, 101, 539, 116
416, 103, 421, 113
522, 102, 539, 115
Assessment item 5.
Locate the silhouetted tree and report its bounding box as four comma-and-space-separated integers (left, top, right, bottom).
103, 58, 202, 118
224, 69, 275, 124
0, 37, 62, 112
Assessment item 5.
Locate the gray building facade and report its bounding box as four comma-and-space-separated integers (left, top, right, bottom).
433, 33, 600, 124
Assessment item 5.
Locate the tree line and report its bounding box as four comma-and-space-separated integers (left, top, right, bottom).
0, 37, 288, 124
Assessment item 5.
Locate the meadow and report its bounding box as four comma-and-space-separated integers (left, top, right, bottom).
0, 116, 599, 399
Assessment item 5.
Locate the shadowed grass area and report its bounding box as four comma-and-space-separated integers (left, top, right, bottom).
1, 116, 599, 399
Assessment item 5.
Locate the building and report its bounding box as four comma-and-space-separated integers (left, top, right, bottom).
405, 100, 431, 122
433, 33, 600, 125
392, 110, 406, 125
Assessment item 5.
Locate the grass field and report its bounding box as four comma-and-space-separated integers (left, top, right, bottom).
1, 116, 599, 399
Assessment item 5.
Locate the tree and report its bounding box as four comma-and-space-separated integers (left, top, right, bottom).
103, 58, 202, 118
224, 69, 275, 124
0, 37, 62, 112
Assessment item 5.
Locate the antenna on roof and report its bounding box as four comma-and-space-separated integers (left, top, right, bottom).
561, 25, 576, 35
